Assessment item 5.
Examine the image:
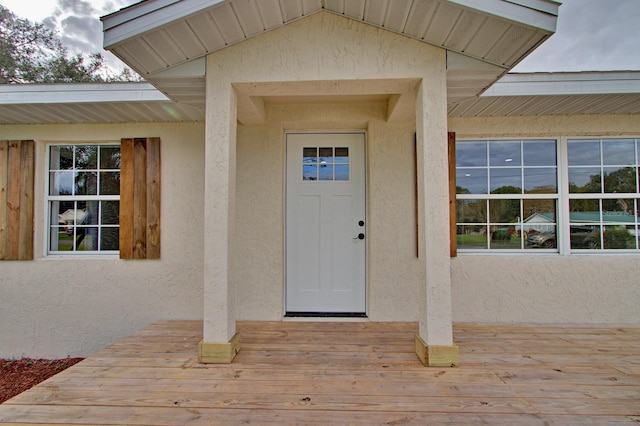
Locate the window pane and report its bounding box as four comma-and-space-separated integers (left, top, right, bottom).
75, 146, 97, 169
100, 171, 120, 195
568, 167, 601, 193
523, 140, 556, 166
100, 228, 119, 251
602, 139, 635, 165
100, 146, 121, 169
50, 227, 73, 251
603, 225, 636, 249
489, 199, 520, 224
319, 147, 333, 163
524, 168, 557, 193
490, 141, 521, 167
525, 226, 556, 249
49, 171, 74, 195
101, 201, 120, 225
523, 199, 556, 223
457, 169, 487, 194
75, 227, 98, 251
490, 225, 521, 249
456, 141, 487, 167
604, 167, 636, 193
303, 147, 317, 163
319, 163, 333, 180
75, 172, 97, 195
457, 199, 486, 223
49, 146, 73, 170
570, 198, 600, 219
490, 168, 521, 193
568, 140, 601, 166
335, 147, 349, 164
335, 165, 349, 181
457, 225, 488, 250
303, 164, 317, 181
569, 225, 600, 249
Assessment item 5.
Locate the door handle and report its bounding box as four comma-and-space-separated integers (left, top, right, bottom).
353, 233, 365, 240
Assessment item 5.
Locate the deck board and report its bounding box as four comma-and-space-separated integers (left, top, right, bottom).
1, 321, 639, 425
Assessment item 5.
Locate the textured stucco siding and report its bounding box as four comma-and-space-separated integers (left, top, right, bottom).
449, 114, 640, 324
234, 104, 425, 322
0, 123, 205, 358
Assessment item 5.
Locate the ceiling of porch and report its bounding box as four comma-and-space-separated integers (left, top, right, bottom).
101, 0, 560, 119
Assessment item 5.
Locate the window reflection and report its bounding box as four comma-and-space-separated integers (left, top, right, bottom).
302, 146, 349, 182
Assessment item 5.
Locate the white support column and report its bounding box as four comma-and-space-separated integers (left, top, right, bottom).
199, 79, 240, 363
414, 78, 459, 367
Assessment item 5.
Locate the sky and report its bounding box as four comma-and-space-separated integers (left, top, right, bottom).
1, 0, 640, 74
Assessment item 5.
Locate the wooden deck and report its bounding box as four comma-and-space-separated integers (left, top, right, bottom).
1, 321, 639, 425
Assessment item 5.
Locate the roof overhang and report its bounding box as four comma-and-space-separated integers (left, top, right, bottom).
448, 71, 640, 117
0, 83, 204, 124
101, 0, 559, 115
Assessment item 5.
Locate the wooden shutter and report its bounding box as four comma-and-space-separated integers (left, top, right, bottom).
0, 140, 34, 260
448, 132, 457, 257
120, 138, 161, 259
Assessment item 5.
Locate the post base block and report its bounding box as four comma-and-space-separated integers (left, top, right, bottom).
198, 333, 240, 364
415, 335, 459, 367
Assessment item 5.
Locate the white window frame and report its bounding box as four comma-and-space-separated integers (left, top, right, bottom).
456, 136, 640, 255
456, 138, 560, 254
45, 142, 120, 256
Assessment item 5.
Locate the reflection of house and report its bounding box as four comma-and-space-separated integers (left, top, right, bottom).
1, 1, 639, 366
523, 212, 555, 234
58, 209, 87, 227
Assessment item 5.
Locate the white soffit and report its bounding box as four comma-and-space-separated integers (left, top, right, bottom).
102, 0, 558, 108
448, 72, 640, 117
0, 83, 204, 124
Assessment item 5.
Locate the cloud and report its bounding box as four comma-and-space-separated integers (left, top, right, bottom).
515, 0, 640, 72
41, 0, 132, 71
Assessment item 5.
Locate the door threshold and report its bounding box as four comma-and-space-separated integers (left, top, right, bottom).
285, 312, 367, 318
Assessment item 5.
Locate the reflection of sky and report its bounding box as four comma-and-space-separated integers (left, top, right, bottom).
456, 142, 486, 167
603, 140, 636, 165
490, 141, 521, 166
523, 141, 556, 166
53, 171, 75, 195
568, 140, 600, 166
524, 168, 557, 192
490, 168, 521, 192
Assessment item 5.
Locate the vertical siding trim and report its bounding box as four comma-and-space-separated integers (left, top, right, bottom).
145, 138, 161, 259
119, 139, 134, 259
448, 132, 457, 258
1, 140, 34, 260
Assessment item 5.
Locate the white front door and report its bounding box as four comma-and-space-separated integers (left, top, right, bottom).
286, 133, 366, 314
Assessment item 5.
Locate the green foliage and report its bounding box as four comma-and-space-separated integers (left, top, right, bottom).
0, 5, 139, 83
601, 227, 635, 249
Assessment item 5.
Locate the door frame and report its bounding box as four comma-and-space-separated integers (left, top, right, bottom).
284, 131, 368, 317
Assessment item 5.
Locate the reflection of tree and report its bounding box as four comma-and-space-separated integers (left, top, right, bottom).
570, 167, 636, 215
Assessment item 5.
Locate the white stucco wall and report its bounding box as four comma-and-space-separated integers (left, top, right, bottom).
0, 122, 205, 358
449, 114, 640, 324
205, 11, 448, 328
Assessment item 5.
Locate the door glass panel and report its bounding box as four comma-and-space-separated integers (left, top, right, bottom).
335, 147, 349, 163
335, 165, 349, 181
302, 145, 350, 181
569, 167, 601, 193
603, 139, 635, 165
490, 141, 521, 167
303, 164, 317, 181
568, 140, 601, 166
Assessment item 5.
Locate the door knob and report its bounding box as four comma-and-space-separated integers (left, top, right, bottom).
353, 233, 365, 240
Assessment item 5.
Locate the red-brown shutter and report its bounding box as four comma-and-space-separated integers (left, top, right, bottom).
119, 137, 161, 259
448, 132, 457, 257
0, 140, 34, 260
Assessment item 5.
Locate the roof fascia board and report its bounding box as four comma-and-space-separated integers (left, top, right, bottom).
447, 0, 558, 33
484, 72, 640, 96
0, 83, 170, 104
102, 0, 227, 48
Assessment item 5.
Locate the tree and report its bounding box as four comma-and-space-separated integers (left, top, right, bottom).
0, 5, 138, 83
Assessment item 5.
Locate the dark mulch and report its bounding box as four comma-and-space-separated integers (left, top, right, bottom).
0, 358, 84, 404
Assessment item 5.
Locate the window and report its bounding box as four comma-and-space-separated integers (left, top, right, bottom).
567, 138, 639, 250
456, 139, 558, 251
302, 146, 350, 181
455, 137, 640, 253
47, 144, 120, 254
